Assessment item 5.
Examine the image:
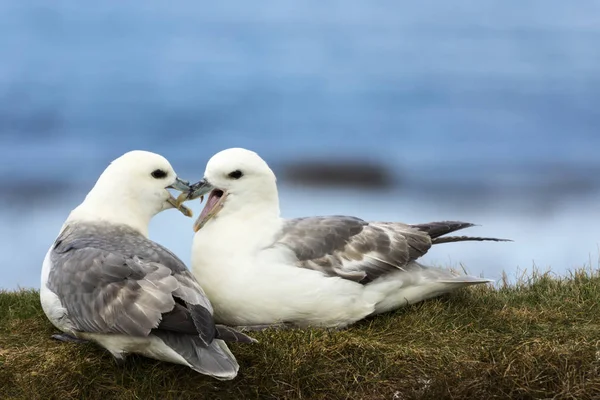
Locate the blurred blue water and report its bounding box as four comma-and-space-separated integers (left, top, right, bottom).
1, 1, 599, 289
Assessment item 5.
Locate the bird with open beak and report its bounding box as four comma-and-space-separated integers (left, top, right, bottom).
174, 148, 508, 331
177, 178, 223, 231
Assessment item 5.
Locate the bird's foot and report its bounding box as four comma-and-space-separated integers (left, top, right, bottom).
51, 333, 89, 344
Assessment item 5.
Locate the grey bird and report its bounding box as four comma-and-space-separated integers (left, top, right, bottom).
40, 150, 254, 380
178, 148, 510, 330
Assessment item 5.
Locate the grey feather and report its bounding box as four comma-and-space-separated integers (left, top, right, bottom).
152, 331, 240, 380
274, 216, 508, 284
410, 220, 511, 244
215, 325, 258, 343
431, 235, 513, 244
48, 222, 254, 345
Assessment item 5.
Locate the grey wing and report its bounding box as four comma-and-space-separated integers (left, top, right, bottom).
48, 244, 216, 343
147, 242, 219, 345
118, 234, 215, 315
162, 269, 216, 345
274, 216, 433, 284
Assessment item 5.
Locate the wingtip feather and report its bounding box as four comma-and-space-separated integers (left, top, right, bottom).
432, 236, 513, 244
216, 324, 258, 344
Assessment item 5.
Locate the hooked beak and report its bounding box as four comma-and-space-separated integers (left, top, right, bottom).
175, 178, 227, 232
181, 178, 215, 202
166, 177, 194, 217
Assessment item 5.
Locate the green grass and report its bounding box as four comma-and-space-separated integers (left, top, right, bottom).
1, 266, 600, 400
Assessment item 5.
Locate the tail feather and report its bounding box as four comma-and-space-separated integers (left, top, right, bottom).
153, 331, 240, 380
435, 274, 494, 284
415, 262, 495, 285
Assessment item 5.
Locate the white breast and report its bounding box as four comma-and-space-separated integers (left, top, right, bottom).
40, 246, 74, 333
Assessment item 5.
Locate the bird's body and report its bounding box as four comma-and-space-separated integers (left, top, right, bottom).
186, 148, 508, 329
40, 150, 253, 380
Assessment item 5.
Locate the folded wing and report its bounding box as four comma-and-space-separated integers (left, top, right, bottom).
275, 216, 508, 284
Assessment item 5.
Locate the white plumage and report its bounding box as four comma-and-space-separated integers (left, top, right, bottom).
41, 150, 253, 380
187, 148, 508, 329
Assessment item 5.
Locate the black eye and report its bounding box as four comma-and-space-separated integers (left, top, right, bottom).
228, 170, 243, 179
151, 169, 168, 179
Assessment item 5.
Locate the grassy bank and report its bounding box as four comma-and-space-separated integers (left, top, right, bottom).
1, 267, 600, 400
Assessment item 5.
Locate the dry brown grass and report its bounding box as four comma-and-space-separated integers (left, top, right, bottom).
1, 266, 599, 399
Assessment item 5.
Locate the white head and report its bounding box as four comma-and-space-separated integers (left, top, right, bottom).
180, 148, 280, 232
66, 150, 193, 236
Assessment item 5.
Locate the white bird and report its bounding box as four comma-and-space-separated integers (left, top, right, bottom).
180, 148, 509, 330
40, 150, 254, 380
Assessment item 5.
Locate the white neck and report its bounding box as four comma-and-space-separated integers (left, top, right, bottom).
65, 184, 155, 237
195, 185, 282, 253
227, 182, 281, 221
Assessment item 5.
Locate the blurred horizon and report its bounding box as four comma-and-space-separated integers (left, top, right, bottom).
1, 0, 599, 289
